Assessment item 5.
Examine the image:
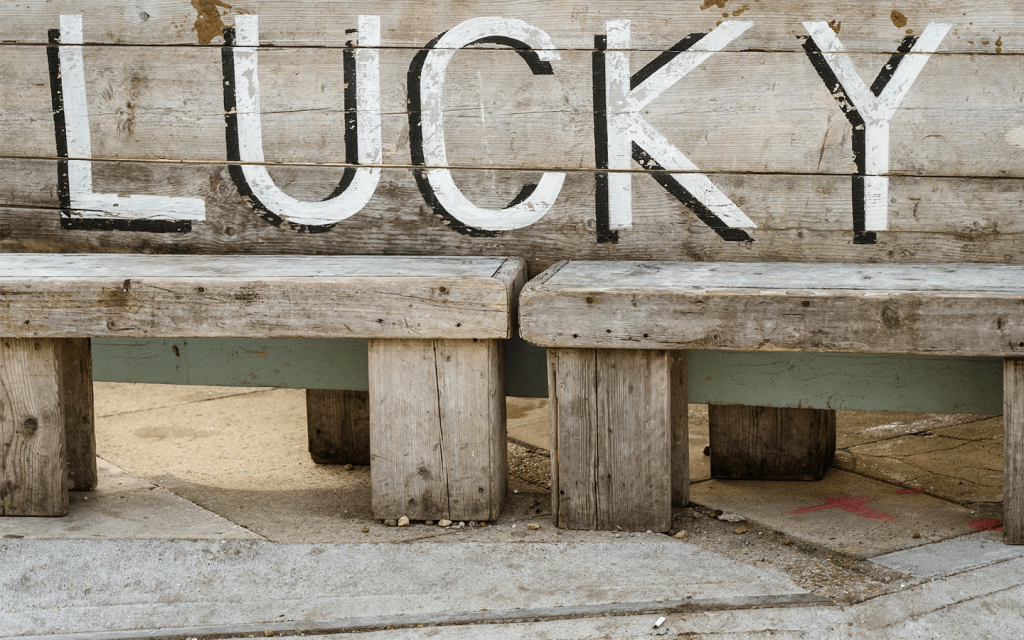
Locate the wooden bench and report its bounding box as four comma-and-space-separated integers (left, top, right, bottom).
520, 260, 1024, 543
0, 253, 525, 522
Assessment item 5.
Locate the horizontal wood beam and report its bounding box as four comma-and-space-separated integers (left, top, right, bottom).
88, 338, 1003, 415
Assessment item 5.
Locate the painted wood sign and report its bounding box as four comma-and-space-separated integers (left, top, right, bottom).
2, 1, 1023, 274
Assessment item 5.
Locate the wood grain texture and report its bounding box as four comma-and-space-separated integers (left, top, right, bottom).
60, 338, 96, 491
1005, 358, 1024, 544
0, 339, 68, 516
306, 390, 370, 466
595, 349, 672, 532
0, 254, 523, 340
6, 165, 1024, 278
368, 337, 506, 521
368, 338, 447, 520
435, 338, 506, 521
3, 44, 1022, 177
708, 405, 836, 480
519, 261, 1024, 356
548, 348, 598, 529
670, 351, 689, 508
1, 1, 1020, 53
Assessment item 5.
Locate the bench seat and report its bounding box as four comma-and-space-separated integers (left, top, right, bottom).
0, 254, 525, 522
519, 261, 1024, 542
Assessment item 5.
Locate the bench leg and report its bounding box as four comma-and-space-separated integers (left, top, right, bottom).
0, 339, 69, 516
1006, 358, 1024, 544
306, 390, 371, 465
549, 348, 676, 532
708, 405, 836, 481
62, 338, 97, 491
368, 338, 506, 522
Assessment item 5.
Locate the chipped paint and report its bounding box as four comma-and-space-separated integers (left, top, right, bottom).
192, 0, 232, 45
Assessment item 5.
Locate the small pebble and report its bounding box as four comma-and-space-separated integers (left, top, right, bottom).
343, 464, 353, 471
674, 530, 688, 539
468, 521, 477, 527
361, 527, 369, 533
479, 521, 488, 527
264, 631, 274, 638
718, 513, 745, 523
458, 521, 466, 528
384, 519, 397, 527
527, 523, 540, 530
614, 534, 621, 538
438, 519, 452, 527
425, 520, 434, 526
398, 516, 410, 527
734, 525, 748, 535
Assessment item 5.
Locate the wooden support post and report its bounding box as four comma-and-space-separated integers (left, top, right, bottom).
1004, 358, 1024, 545
368, 338, 505, 522
306, 390, 371, 465
0, 338, 68, 516
671, 351, 689, 507
62, 338, 96, 491
549, 348, 674, 532
708, 405, 836, 481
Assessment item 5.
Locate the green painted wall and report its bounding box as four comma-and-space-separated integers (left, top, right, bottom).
91, 338, 1003, 415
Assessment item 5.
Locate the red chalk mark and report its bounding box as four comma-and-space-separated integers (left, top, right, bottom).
896, 487, 926, 495
969, 518, 1003, 531
787, 497, 897, 521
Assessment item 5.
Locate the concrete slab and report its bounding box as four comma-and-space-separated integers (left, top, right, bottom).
835, 417, 1004, 505
0, 538, 809, 637
690, 469, 977, 558
0, 460, 260, 541
835, 411, 993, 449
94, 381, 263, 417
871, 530, 1024, 578
505, 397, 549, 451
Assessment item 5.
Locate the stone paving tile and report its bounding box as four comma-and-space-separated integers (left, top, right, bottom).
690, 469, 978, 559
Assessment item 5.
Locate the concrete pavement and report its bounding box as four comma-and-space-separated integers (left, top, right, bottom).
1, 382, 1022, 638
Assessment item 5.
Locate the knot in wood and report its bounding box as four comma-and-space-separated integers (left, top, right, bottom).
20, 417, 39, 436
881, 307, 901, 329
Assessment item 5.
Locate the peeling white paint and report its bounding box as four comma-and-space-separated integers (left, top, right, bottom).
59, 15, 205, 222
602, 20, 756, 232
418, 17, 565, 230
232, 15, 382, 226
805, 21, 950, 232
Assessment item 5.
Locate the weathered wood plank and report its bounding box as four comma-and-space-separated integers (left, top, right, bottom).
548, 348, 598, 530
1, 1, 1020, 54
5, 163, 1024, 277
0, 338, 68, 516
0, 254, 523, 340
519, 261, 1024, 356
1005, 358, 1024, 544
306, 389, 370, 466
670, 351, 688, 507
368, 338, 447, 520
708, 405, 836, 480
435, 338, 506, 521
595, 349, 672, 532
3, 44, 1023, 177
60, 338, 96, 491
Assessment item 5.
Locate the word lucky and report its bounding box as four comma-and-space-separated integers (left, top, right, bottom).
47, 15, 951, 244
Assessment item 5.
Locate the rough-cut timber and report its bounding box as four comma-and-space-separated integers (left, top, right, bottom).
61, 338, 96, 491
1006, 359, 1024, 545
368, 338, 506, 522
0, 339, 68, 516
306, 390, 370, 466
708, 405, 836, 481
548, 348, 674, 532
0, 254, 525, 340
520, 261, 1024, 356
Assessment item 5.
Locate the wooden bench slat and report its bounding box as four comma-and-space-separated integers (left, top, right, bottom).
0, 254, 525, 340
520, 261, 1024, 356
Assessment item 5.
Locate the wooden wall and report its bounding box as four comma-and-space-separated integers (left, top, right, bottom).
3, 1, 1023, 275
